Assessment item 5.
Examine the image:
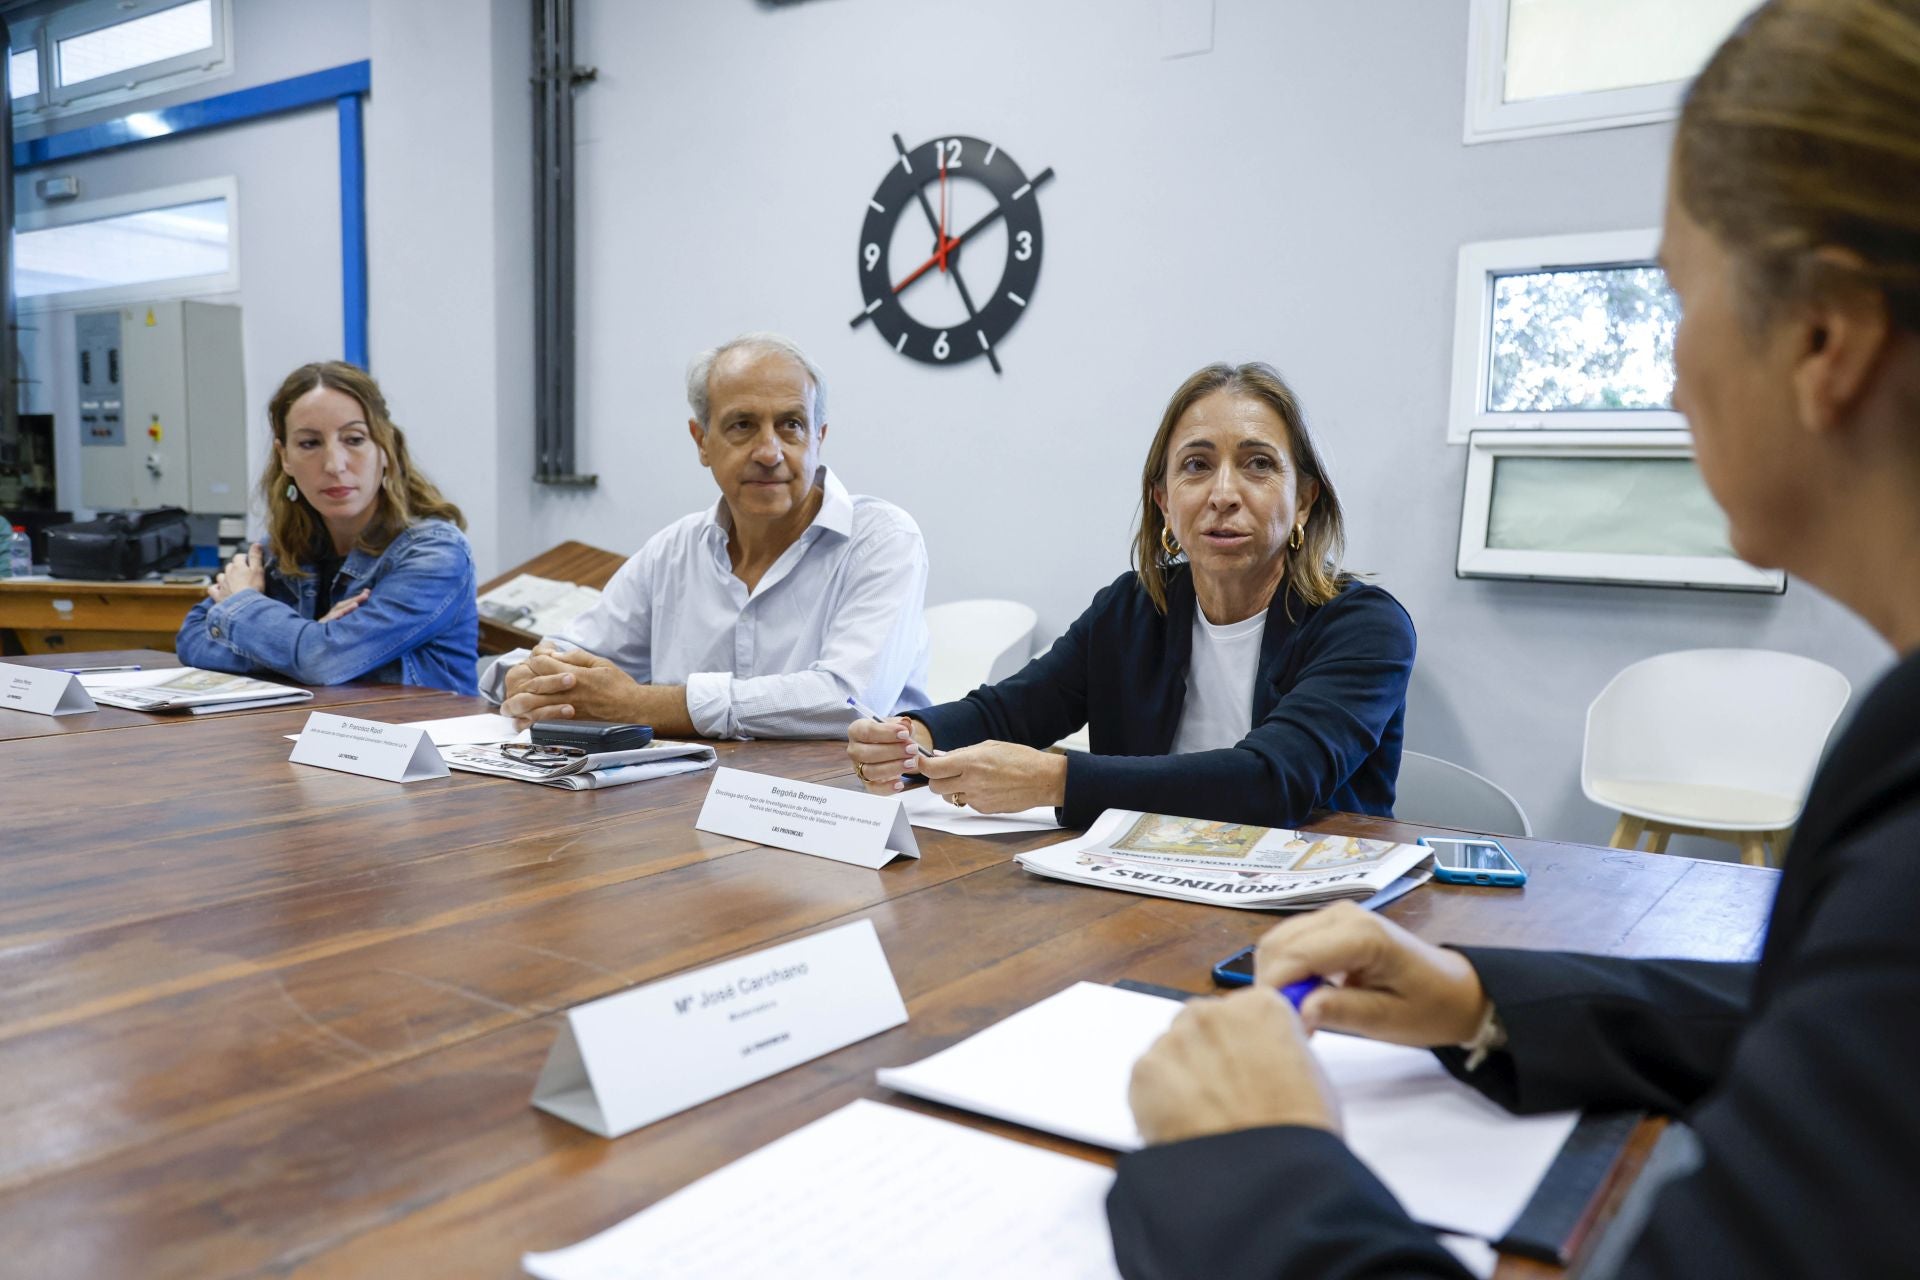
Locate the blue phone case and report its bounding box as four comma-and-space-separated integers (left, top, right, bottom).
1419, 836, 1527, 886
1212, 947, 1255, 986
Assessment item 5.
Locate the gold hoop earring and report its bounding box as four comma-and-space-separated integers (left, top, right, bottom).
1288, 524, 1304, 552
1160, 524, 1181, 559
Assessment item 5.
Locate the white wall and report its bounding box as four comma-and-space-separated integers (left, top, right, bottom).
364, 0, 532, 580
511, 0, 1891, 850
13, 0, 370, 520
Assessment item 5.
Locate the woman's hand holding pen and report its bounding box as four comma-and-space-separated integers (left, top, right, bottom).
847, 714, 934, 793
1255, 902, 1489, 1047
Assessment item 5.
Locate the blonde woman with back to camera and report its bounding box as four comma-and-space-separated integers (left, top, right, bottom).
1107, 3, 1920, 1277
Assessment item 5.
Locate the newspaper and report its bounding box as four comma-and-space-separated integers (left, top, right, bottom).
1015, 809, 1432, 910
86, 667, 313, 714
440, 739, 716, 790
477, 573, 603, 638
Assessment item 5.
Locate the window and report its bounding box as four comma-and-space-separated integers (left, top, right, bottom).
15, 179, 237, 310
8, 0, 231, 126
10, 49, 40, 99
1465, 0, 1759, 144
1449, 229, 1679, 443
1457, 431, 1785, 592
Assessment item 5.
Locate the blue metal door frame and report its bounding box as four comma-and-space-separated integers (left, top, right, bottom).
13, 60, 374, 367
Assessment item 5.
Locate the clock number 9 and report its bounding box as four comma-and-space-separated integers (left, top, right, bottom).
933, 330, 951, 360
1014, 230, 1034, 262
863, 242, 880, 272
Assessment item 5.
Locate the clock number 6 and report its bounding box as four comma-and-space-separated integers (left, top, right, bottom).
933, 330, 951, 360
863, 242, 880, 272
1014, 230, 1034, 262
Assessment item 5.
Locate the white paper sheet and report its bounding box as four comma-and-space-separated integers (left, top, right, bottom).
899, 783, 1061, 835
75, 668, 182, 690
520, 1099, 1120, 1280
876, 981, 1579, 1242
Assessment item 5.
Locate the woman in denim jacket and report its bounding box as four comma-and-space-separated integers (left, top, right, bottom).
176, 361, 479, 694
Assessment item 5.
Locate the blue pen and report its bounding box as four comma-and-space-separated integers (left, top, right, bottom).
1280, 977, 1324, 1009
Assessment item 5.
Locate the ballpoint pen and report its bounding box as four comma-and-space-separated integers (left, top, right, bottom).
845, 695, 942, 756
59, 664, 142, 674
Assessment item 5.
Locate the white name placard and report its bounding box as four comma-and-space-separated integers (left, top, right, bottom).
0, 662, 97, 716
287, 711, 449, 783
532, 918, 908, 1138
695, 766, 921, 869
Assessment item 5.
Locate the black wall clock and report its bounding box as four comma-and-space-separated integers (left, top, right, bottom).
849, 132, 1054, 373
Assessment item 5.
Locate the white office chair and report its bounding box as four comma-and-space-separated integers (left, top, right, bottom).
922, 599, 1038, 706
1582, 648, 1851, 867
1393, 751, 1533, 838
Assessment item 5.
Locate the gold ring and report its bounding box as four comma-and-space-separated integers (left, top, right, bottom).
948, 793, 966, 808
853, 761, 871, 783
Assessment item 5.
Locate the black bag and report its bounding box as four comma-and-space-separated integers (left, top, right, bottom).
47, 508, 193, 580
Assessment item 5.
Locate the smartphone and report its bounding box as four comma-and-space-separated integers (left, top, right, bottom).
1213, 946, 1260, 986
529, 721, 654, 752
1419, 836, 1527, 887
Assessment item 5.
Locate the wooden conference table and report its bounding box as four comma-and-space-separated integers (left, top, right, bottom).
0, 653, 1780, 1279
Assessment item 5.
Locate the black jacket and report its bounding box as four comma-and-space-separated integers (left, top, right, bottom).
912, 567, 1415, 829
1107, 648, 1920, 1279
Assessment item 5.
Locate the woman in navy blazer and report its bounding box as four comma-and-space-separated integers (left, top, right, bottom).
847, 362, 1415, 829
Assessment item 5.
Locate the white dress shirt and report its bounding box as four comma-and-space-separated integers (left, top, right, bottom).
1169, 606, 1267, 754
483, 466, 931, 739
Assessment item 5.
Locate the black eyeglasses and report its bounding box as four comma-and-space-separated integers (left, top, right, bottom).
500, 742, 586, 768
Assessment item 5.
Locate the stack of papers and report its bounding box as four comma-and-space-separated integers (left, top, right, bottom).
899, 784, 1061, 835
876, 981, 1579, 1242
521, 1099, 1120, 1280
81, 667, 312, 714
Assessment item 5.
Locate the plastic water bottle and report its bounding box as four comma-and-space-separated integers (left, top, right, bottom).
8, 526, 28, 578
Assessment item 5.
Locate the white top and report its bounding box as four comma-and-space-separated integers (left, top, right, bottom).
1169, 605, 1267, 754
481, 466, 931, 739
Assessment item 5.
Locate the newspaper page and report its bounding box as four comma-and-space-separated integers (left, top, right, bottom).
1015, 809, 1431, 910
440, 740, 716, 790
88, 668, 313, 712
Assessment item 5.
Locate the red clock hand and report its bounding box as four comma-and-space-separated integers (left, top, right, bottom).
892, 237, 960, 294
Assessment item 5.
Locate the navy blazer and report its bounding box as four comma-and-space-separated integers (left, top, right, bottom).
911, 567, 1415, 829
1106, 647, 1920, 1280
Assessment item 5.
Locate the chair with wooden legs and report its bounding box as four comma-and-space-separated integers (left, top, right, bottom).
1582, 649, 1850, 868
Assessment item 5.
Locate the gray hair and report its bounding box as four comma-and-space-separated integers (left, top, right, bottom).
685, 332, 829, 431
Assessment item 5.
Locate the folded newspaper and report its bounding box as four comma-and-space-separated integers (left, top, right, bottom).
1015, 809, 1432, 910
439, 740, 717, 790
86, 667, 314, 714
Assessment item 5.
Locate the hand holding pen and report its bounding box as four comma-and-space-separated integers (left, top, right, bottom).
844, 695, 941, 793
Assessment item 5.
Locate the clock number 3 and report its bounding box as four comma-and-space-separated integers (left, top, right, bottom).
863, 242, 880, 272
933, 330, 951, 360
1014, 230, 1033, 261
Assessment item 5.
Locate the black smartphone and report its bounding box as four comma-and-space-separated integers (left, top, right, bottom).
529, 721, 654, 752
1213, 946, 1258, 986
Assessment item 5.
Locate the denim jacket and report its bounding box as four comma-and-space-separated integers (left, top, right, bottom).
175, 519, 479, 694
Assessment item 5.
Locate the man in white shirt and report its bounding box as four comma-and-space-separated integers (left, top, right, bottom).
489, 332, 930, 738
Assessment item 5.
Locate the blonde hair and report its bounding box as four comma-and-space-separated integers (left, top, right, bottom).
1677, 0, 1920, 333
261, 361, 465, 577
1131, 362, 1348, 615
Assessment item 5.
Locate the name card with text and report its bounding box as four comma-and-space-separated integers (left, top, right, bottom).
288, 711, 450, 783
0, 663, 97, 716
532, 918, 908, 1138
695, 766, 922, 869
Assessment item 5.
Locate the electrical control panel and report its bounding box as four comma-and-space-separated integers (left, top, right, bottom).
77, 300, 246, 515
